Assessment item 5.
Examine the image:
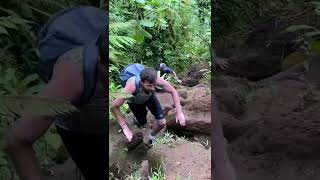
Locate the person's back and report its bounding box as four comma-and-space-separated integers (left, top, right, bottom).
5, 6, 108, 180
157, 63, 182, 84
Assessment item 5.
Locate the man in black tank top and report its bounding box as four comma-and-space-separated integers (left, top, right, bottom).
5, 27, 108, 180
112, 68, 186, 145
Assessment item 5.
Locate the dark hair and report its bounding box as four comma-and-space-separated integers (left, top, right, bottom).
140, 68, 157, 83
97, 27, 107, 63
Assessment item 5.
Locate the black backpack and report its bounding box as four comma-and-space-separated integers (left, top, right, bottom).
37, 6, 107, 105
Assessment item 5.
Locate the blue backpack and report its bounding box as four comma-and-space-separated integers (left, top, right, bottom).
37, 6, 107, 105
120, 63, 145, 95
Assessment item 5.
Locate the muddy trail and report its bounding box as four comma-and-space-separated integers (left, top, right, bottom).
213, 8, 320, 180
39, 64, 212, 180
109, 80, 212, 180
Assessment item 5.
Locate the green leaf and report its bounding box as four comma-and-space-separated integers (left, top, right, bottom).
143, 5, 153, 10
0, 167, 11, 180
285, 25, 317, 33
110, 91, 133, 100
0, 26, 8, 35
0, 96, 78, 118
8, 16, 34, 25
135, 0, 145, 4
0, 18, 18, 29
282, 52, 310, 69
24, 84, 44, 95
138, 27, 153, 39
146, 49, 153, 57
164, 50, 172, 55
45, 133, 62, 150
132, 33, 145, 43
304, 31, 320, 38
310, 41, 320, 53
0, 157, 8, 166
20, 74, 39, 87
140, 19, 155, 28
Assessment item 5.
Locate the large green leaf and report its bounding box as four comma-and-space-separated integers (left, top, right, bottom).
285, 25, 317, 33
45, 133, 62, 151
132, 32, 145, 43
110, 35, 136, 49
0, 26, 8, 35
109, 91, 133, 100
0, 17, 18, 30
140, 19, 155, 27
311, 41, 320, 53
20, 74, 39, 87
0, 167, 11, 180
282, 52, 310, 69
135, 0, 145, 4
143, 5, 153, 11
0, 96, 78, 118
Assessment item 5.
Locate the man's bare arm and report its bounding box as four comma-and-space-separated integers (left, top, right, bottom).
111, 78, 135, 127
157, 77, 182, 114
5, 59, 83, 180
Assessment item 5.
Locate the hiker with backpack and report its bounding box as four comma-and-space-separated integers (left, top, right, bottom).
112, 63, 186, 145
5, 6, 108, 180
156, 63, 182, 84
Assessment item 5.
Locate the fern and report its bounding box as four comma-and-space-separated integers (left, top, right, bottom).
0, 96, 78, 119
310, 1, 320, 15
109, 35, 136, 49
285, 24, 320, 54
109, 20, 137, 34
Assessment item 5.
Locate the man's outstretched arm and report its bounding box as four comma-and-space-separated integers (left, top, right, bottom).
157, 77, 185, 126
111, 79, 135, 142
5, 58, 83, 180
172, 71, 182, 84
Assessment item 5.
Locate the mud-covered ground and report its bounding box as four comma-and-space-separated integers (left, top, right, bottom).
213, 5, 320, 180
109, 83, 212, 180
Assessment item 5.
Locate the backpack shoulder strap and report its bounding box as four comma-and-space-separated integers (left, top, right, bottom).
133, 75, 141, 96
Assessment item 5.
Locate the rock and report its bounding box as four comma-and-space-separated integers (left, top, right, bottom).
218, 18, 300, 81
164, 86, 211, 135
180, 63, 211, 87
109, 121, 149, 178
213, 75, 253, 117
166, 109, 211, 135
147, 140, 211, 180
46, 158, 80, 180
232, 72, 320, 157
139, 160, 150, 180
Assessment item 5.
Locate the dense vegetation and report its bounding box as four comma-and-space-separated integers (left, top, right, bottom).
0, 1, 104, 179
109, 0, 211, 119
1, 0, 318, 179
0, 0, 211, 179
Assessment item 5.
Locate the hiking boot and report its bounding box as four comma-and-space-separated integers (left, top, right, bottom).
147, 135, 156, 147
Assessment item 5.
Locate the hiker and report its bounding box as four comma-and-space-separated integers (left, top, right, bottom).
111, 63, 186, 145
156, 63, 182, 84
5, 6, 107, 180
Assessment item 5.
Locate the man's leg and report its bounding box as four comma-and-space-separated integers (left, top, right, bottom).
145, 94, 166, 138
127, 102, 148, 128
56, 126, 107, 180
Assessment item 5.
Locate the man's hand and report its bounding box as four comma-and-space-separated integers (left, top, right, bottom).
176, 112, 186, 126
215, 57, 229, 70
122, 124, 133, 142
177, 79, 182, 84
